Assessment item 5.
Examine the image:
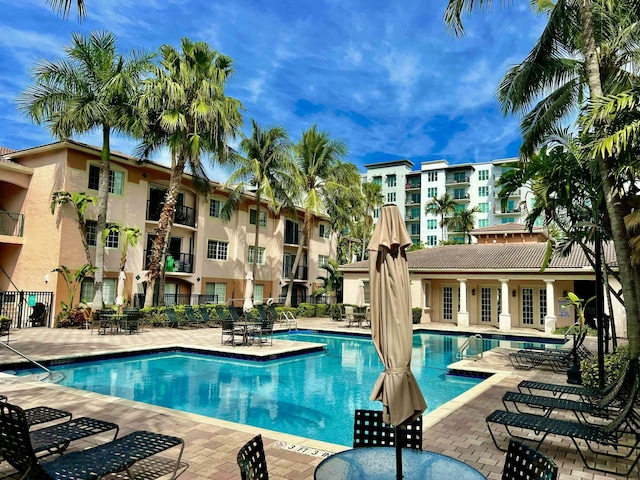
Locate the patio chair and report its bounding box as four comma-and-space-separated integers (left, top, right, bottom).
229, 305, 245, 322
486, 365, 640, 476
343, 306, 356, 327
237, 434, 269, 480
0, 401, 185, 480
221, 319, 244, 346
215, 305, 232, 323
501, 439, 558, 480
353, 409, 423, 450
510, 329, 593, 372
253, 319, 274, 347
28, 302, 47, 327
164, 308, 179, 328
184, 306, 202, 328
122, 309, 140, 334
517, 379, 612, 402
198, 307, 217, 327
0, 318, 10, 343
0, 397, 72, 429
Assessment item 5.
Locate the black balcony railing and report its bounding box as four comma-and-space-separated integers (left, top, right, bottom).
284, 230, 300, 245
283, 264, 308, 280
146, 200, 196, 228
133, 293, 218, 308
0, 211, 24, 237
144, 250, 194, 273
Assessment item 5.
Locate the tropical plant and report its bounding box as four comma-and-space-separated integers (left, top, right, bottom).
424, 193, 457, 241
19, 31, 153, 311
325, 176, 365, 261
52, 263, 97, 318
47, 0, 85, 19
50, 191, 96, 266
136, 38, 243, 307
313, 259, 343, 300
220, 119, 297, 282
283, 126, 354, 307
449, 205, 481, 244
360, 181, 384, 260
102, 224, 141, 307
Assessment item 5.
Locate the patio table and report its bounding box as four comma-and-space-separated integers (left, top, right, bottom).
233, 320, 263, 345
314, 447, 486, 480
100, 314, 126, 335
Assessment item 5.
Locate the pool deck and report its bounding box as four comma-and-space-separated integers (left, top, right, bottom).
0, 319, 630, 479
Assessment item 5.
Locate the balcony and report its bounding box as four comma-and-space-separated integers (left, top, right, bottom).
494, 188, 521, 198
144, 250, 194, 273
405, 197, 421, 206
452, 193, 470, 201
494, 207, 520, 215
405, 215, 420, 222
0, 211, 24, 237
284, 230, 300, 245
283, 264, 308, 280
446, 176, 471, 186
405, 182, 421, 190
146, 200, 196, 228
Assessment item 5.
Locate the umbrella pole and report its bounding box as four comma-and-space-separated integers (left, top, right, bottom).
395, 425, 403, 480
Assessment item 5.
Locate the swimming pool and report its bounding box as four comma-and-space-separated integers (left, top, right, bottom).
16, 331, 560, 446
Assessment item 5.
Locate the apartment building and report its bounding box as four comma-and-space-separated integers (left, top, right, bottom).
363, 158, 541, 246
0, 140, 335, 322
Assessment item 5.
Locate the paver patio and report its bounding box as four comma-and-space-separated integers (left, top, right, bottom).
0, 318, 631, 479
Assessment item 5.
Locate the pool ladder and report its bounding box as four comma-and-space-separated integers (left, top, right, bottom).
1, 341, 66, 383
456, 334, 484, 361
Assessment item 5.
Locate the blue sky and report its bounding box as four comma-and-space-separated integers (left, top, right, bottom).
0, 0, 547, 178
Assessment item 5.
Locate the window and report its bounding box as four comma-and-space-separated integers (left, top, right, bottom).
454, 204, 465, 213
478, 186, 489, 197
479, 202, 489, 213
453, 172, 467, 183
88, 165, 124, 195
387, 192, 396, 203
248, 246, 265, 264
427, 187, 437, 198
104, 225, 119, 249
86, 220, 97, 246
319, 224, 330, 239
209, 199, 222, 218
426, 235, 437, 246
386, 175, 396, 187
408, 207, 419, 219
80, 278, 116, 305
318, 255, 329, 267
427, 219, 437, 230
372, 176, 382, 186
478, 169, 489, 181
253, 284, 264, 305
249, 209, 267, 227
453, 188, 466, 199
408, 193, 421, 204
410, 224, 419, 235
478, 219, 490, 228
207, 240, 228, 260
501, 217, 515, 224
427, 172, 437, 182
205, 282, 227, 304
373, 208, 379, 219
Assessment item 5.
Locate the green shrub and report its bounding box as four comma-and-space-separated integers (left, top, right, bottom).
297, 303, 316, 317
412, 308, 422, 324
581, 345, 629, 389
140, 306, 166, 327
316, 304, 328, 317
553, 325, 597, 336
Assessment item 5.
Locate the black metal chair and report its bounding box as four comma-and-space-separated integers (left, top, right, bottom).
0, 318, 10, 343
353, 409, 423, 450
0, 401, 185, 480
502, 439, 558, 480
237, 434, 269, 480
123, 307, 141, 334
28, 302, 47, 327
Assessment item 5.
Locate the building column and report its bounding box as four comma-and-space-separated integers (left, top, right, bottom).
544, 280, 557, 333
499, 278, 512, 331
458, 279, 469, 327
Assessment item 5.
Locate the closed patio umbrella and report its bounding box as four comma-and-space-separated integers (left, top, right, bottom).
356, 280, 366, 308
368, 204, 427, 480
115, 271, 126, 307
243, 271, 254, 313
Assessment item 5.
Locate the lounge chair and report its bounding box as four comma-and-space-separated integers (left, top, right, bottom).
198, 307, 217, 327
486, 366, 640, 476
0, 401, 185, 480
214, 305, 231, 323
0, 318, 9, 343
237, 434, 269, 480
353, 409, 423, 450
0, 397, 72, 429
509, 329, 592, 372
501, 439, 558, 480
164, 308, 179, 328
183, 306, 202, 328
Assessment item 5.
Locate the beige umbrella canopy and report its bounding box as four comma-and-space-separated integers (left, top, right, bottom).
368, 204, 427, 478
243, 271, 254, 313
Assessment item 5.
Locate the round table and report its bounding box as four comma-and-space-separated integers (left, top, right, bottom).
314, 447, 486, 480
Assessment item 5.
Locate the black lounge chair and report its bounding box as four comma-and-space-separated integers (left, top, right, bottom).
164, 308, 179, 328
518, 379, 609, 401
353, 409, 423, 450
214, 305, 231, 323
183, 306, 202, 328
198, 307, 217, 327
0, 318, 9, 343
237, 434, 269, 480
509, 329, 592, 372
486, 366, 640, 476
501, 439, 558, 480
0, 401, 186, 480
0, 397, 72, 429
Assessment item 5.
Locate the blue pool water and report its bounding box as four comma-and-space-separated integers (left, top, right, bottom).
16, 332, 560, 446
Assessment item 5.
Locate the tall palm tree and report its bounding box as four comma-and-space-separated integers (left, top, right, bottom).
450, 205, 481, 244
283, 125, 353, 307
50, 191, 96, 266
20, 31, 153, 309
47, 0, 86, 19
137, 38, 243, 307
220, 119, 297, 282
424, 193, 457, 242
360, 181, 383, 260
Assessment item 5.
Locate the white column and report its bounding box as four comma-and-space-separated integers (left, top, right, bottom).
458, 279, 469, 327
544, 280, 557, 333
499, 278, 512, 331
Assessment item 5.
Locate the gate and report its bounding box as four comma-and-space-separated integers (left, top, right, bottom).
0, 291, 54, 328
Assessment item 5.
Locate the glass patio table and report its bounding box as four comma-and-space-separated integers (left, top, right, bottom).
314, 447, 486, 480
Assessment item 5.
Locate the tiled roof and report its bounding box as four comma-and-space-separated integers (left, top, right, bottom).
342, 242, 617, 272
0, 146, 17, 162
470, 223, 544, 234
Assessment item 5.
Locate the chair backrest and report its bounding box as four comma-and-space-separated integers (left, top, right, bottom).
353, 409, 422, 450
29, 303, 46, 319
502, 439, 558, 480
344, 306, 355, 320
229, 306, 243, 321
198, 307, 212, 323
0, 319, 10, 336
237, 434, 269, 480
214, 305, 229, 321
0, 401, 51, 478
267, 305, 278, 320
256, 305, 269, 322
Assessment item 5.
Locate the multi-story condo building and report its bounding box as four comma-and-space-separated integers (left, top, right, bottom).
0, 140, 335, 324
364, 158, 541, 246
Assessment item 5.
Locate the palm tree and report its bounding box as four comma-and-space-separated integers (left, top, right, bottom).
47, 0, 86, 19
424, 193, 457, 242
450, 205, 480, 244
50, 191, 96, 266
220, 119, 297, 283
313, 259, 343, 302
102, 224, 142, 308
20, 31, 153, 309
444, 0, 640, 359
137, 38, 243, 307
360, 181, 384, 260
283, 125, 353, 307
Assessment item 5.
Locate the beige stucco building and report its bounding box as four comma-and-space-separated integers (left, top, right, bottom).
0, 140, 336, 325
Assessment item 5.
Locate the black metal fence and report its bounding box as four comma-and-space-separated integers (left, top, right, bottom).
133, 293, 218, 308
0, 291, 54, 328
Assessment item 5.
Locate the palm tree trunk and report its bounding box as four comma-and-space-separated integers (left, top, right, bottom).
77, 218, 93, 266
578, 0, 640, 359
253, 194, 261, 283
92, 125, 111, 308
144, 156, 183, 307
284, 213, 310, 307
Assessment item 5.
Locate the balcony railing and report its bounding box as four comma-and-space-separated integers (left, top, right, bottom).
0, 211, 24, 237
453, 193, 470, 200
283, 264, 308, 280
284, 230, 300, 245
494, 207, 520, 215
146, 200, 196, 228
405, 182, 421, 189
144, 250, 194, 273
446, 176, 470, 185
133, 293, 218, 308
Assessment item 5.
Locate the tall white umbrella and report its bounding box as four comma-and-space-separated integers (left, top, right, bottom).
356, 280, 366, 308
115, 271, 126, 307
368, 204, 427, 480
243, 271, 254, 313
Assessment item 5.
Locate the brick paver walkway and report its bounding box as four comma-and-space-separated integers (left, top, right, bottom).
0, 319, 630, 479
